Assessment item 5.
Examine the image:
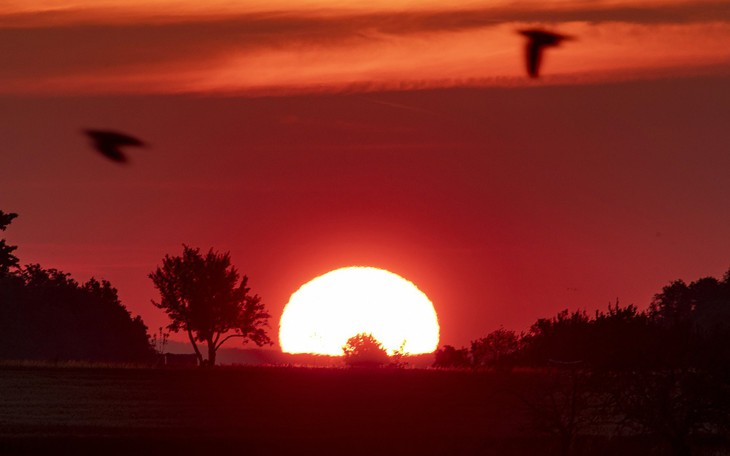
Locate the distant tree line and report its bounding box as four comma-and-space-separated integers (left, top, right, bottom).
434, 269, 730, 455
434, 269, 730, 374
0, 211, 154, 363
0, 210, 273, 366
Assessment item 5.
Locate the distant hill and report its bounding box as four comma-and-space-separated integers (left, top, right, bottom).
164, 341, 435, 368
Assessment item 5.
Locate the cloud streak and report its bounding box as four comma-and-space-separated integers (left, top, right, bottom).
1, 1, 729, 94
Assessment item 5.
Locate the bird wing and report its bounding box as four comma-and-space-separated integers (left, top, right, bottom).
526, 41, 542, 78
96, 145, 128, 163
85, 130, 145, 147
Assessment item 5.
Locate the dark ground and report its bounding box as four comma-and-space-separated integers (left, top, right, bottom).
0, 366, 724, 455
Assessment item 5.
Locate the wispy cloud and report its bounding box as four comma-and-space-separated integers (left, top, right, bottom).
1, 1, 729, 94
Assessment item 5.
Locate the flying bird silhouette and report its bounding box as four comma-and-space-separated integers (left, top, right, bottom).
518, 29, 573, 78
84, 129, 146, 163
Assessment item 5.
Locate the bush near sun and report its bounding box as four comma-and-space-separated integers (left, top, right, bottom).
342, 333, 391, 367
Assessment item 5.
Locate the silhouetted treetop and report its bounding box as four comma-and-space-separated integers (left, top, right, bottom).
471, 327, 520, 368
650, 275, 730, 328
647, 270, 730, 372
0, 210, 19, 277
19, 263, 78, 290
0, 211, 15, 230
522, 309, 592, 365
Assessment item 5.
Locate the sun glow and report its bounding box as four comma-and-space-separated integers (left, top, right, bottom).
279, 266, 439, 356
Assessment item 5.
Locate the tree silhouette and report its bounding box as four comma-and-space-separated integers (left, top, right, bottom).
520, 309, 593, 366
647, 271, 730, 372
0, 264, 153, 362
342, 333, 390, 367
514, 269, 730, 453
432, 344, 471, 368
149, 245, 271, 366
471, 327, 520, 369
0, 210, 19, 277
590, 302, 653, 369
0, 210, 153, 362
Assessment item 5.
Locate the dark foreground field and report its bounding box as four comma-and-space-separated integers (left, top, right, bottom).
0, 366, 725, 456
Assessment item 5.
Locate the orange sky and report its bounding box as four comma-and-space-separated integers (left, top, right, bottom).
2, 0, 729, 94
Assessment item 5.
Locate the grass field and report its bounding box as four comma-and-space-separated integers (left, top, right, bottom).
0, 366, 726, 455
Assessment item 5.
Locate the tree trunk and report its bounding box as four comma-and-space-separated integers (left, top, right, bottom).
207, 339, 216, 367
186, 329, 204, 366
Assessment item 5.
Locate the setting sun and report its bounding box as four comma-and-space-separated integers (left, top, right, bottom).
279, 266, 439, 356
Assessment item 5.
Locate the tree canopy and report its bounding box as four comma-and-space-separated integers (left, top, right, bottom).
149, 245, 271, 366
0, 264, 153, 362
471, 327, 520, 368
0, 210, 153, 363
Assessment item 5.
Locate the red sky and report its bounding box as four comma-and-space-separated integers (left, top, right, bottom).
1, 0, 730, 349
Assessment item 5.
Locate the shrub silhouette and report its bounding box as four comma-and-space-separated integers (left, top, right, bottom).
432, 345, 471, 368
342, 333, 390, 367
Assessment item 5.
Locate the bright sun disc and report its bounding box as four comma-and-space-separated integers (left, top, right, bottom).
279, 266, 439, 355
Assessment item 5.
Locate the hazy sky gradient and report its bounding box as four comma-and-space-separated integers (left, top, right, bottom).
2, 1, 729, 349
